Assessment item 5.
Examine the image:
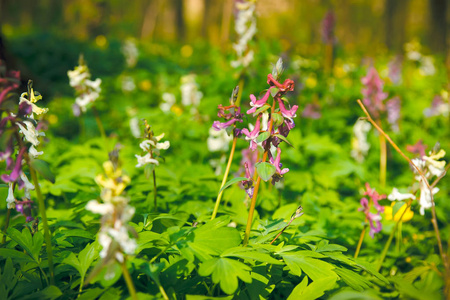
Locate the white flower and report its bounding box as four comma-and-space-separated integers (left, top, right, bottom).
68, 62, 101, 113
231, 0, 256, 68
181, 75, 202, 108
418, 180, 439, 215
19, 94, 48, 117
351, 119, 371, 162
419, 56, 435, 76
86, 200, 115, 215
387, 188, 416, 201
20, 172, 35, 199
85, 78, 102, 93
29, 145, 43, 158
135, 153, 159, 168
6, 183, 16, 209
68, 66, 90, 87
160, 93, 176, 112
139, 138, 170, 152
129, 117, 141, 138
207, 128, 232, 152
16, 121, 44, 146
121, 76, 136, 92
122, 39, 139, 68
422, 149, 446, 177
261, 111, 269, 131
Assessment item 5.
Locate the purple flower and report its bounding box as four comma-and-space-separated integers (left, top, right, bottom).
1, 147, 26, 185
269, 147, 289, 184
302, 103, 321, 119
321, 11, 335, 44
247, 90, 271, 114
388, 56, 402, 85
363, 182, 386, 213
423, 95, 448, 118
358, 198, 382, 238
277, 98, 298, 120
386, 97, 400, 132
212, 119, 241, 131
241, 162, 254, 198
406, 140, 427, 157
241, 117, 261, 151
361, 67, 388, 118
15, 199, 35, 222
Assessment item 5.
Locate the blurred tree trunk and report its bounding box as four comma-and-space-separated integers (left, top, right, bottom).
429, 0, 447, 53
141, 0, 163, 41
174, 0, 185, 42
385, 0, 408, 52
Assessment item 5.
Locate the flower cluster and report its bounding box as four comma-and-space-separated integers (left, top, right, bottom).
121, 38, 139, 68
135, 120, 170, 169
404, 39, 436, 76
321, 10, 335, 44
361, 67, 388, 118
231, 0, 257, 68
423, 93, 449, 118
239, 60, 297, 190
358, 183, 386, 238
411, 144, 446, 215
1, 67, 46, 215
180, 74, 202, 113
86, 149, 137, 269
67, 57, 102, 116
386, 96, 401, 132
350, 119, 371, 163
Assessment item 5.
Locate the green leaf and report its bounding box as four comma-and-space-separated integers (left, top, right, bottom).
193, 226, 241, 255
256, 131, 271, 143
62, 229, 94, 240
29, 158, 55, 183
329, 290, 383, 300
288, 276, 337, 300
20, 286, 62, 300
255, 162, 276, 182
272, 113, 284, 127
335, 267, 371, 291
186, 295, 233, 300
0, 248, 36, 263
218, 177, 249, 194
7, 228, 43, 263
198, 257, 252, 295
281, 252, 337, 280
253, 104, 271, 115
273, 134, 294, 147
392, 201, 405, 217
221, 247, 283, 265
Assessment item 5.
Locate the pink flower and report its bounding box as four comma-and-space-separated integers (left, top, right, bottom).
361, 67, 388, 117
270, 147, 289, 176
247, 90, 271, 114
241, 117, 261, 151
277, 98, 298, 119
359, 198, 383, 238
363, 182, 386, 213
267, 74, 294, 92
406, 140, 427, 157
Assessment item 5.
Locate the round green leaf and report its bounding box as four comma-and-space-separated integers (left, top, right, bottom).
255, 162, 276, 182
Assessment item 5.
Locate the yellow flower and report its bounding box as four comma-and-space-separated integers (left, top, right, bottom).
384, 202, 413, 222
95, 161, 130, 202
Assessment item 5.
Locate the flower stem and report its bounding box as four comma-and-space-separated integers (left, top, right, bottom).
211, 137, 237, 220
354, 223, 367, 259
152, 169, 158, 212
2, 208, 12, 244
92, 105, 106, 140
377, 119, 387, 187
376, 200, 412, 272
270, 218, 294, 245
357, 99, 448, 275
243, 97, 277, 246
120, 260, 138, 300
29, 164, 55, 285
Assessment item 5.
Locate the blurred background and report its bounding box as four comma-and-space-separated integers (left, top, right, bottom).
1, 0, 448, 55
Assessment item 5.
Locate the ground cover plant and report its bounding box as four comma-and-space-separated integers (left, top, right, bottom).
1, 1, 450, 299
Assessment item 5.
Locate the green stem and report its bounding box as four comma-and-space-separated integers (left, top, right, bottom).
92, 105, 106, 140
354, 224, 367, 259
120, 260, 138, 300
2, 208, 12, 244
377, 119, 387, 187
149, 244, 172, 264
376, 200, 412, 272
29, 165, 55, 285
152, 169, 157, 212
211, 137, 237, 220
243, 98, 277, 246
396, 221, 402, 253
270, 218, 294, 245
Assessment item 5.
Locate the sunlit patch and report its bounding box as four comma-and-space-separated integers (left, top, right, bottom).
95, 35, 108, 48
181, 45, 193, 58
139, 79, 152, 91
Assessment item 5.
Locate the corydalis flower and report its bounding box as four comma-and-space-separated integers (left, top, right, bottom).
363, 182, 386, 212
359, 197, 382, 238
361, 67, 388, 118
135, 122, 169, 168
231, 0, 256, 68
424, 95, 449, 118
68, 58, 102, 115
351, 119, 371, 163
180, 74, 202, 109
386, 97, 400, 132
321, 10, 335, 44
406, 140, 427, 157
269, 147, 289, 184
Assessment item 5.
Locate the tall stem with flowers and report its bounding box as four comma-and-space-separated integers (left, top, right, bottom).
240, 60, 297, 246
